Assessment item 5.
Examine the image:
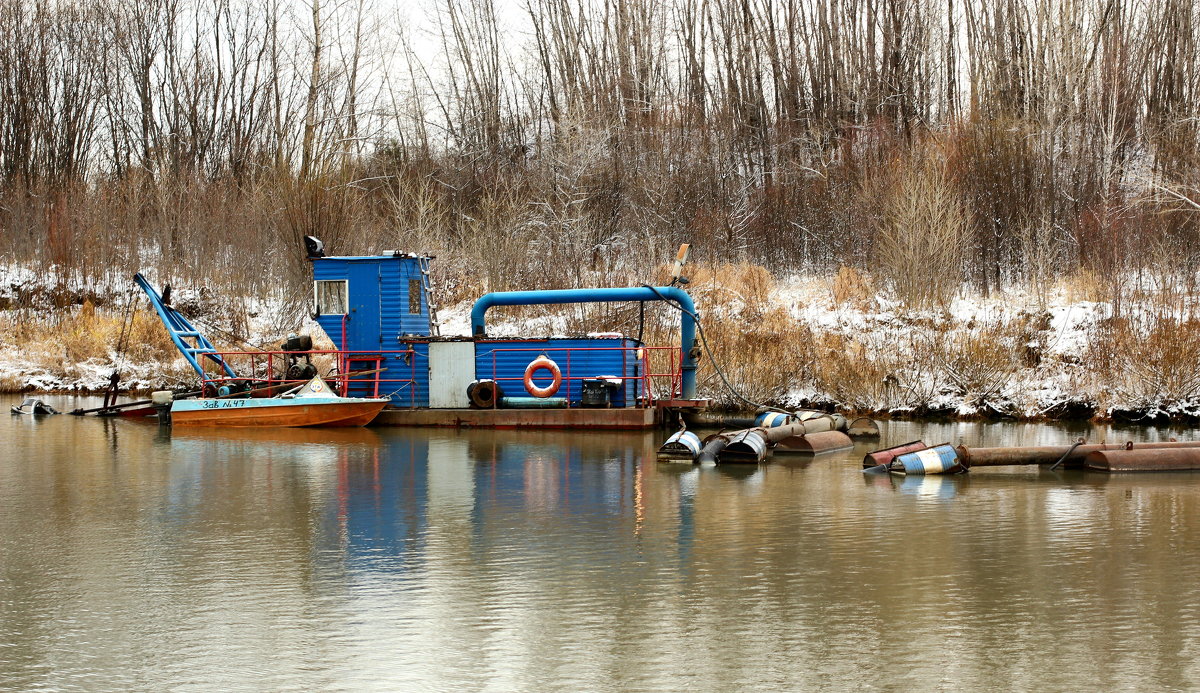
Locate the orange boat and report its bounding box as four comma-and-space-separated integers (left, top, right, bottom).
169, 376, 388, 428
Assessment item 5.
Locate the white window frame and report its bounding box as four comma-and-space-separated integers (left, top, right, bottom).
314, 280, 349, 315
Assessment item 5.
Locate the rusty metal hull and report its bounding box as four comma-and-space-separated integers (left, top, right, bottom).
863, 440, 929, 468
171, 400, 388, 427
1085, 448, 1200, 472
371, 406, 658, 429
956, 441, 1200, 467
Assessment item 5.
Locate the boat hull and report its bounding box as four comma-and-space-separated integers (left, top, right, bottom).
170, 398, 387, 427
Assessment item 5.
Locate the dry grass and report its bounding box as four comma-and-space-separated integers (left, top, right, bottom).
0, 301, 185, 390
1060, 269, 1112, 304
1086, 311, 1200, 413
832, 265, 873, 309
929, 318, 1030, 412
806, 330, 946, 414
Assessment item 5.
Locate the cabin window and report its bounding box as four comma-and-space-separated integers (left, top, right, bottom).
408, 279, 422, 314
314, 280, 348, 315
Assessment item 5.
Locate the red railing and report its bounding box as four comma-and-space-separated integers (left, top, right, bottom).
197, 348, 417, 405
482, 344, 682, 408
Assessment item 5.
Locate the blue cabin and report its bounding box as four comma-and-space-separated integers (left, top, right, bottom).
311, 253, 434, 347
310, 253, 648, 409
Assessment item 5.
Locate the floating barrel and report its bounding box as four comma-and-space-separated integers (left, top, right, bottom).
847, 417, 881, 437
775, 430, 854, 454
891, 444, 965, 475
658, 430, 702, 462
755, 411, 794, 428
718, 429, 768, 463
863, 440, 928, 469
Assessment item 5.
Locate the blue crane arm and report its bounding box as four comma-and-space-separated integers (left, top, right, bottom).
133, 273, 237, 382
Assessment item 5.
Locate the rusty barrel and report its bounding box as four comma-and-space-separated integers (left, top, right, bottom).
1084, 448, 1200, 472
863, 440, 928, 469
891, 444, 964, 475
657, 430, 702, 462
775, 430, 854, 454
847, 417, 880, 437
957, 441, 1200, 468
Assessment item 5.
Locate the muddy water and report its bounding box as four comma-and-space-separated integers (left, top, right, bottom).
3, 396, 1200, 691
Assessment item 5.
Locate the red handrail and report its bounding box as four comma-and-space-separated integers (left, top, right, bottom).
196, 348, 418, 406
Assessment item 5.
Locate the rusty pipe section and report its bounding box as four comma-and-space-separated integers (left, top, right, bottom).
1084, 448, 1200, 472
956, 440, 1200, 468
684, 410, 866, 435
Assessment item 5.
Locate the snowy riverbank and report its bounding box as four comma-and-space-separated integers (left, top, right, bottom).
3, 261, 1197, 421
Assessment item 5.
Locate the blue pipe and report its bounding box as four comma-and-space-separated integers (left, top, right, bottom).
470, 286, 698, 400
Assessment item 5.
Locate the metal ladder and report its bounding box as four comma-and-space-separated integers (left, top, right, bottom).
133, 273, 237, 381
418, 256, 440, 337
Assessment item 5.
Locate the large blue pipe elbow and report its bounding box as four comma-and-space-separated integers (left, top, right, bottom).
470, 286, 699, 400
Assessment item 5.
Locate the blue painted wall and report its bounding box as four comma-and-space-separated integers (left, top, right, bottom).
312, 255, 432, 406
475, 338, 642, 406
312, 255, 432, 351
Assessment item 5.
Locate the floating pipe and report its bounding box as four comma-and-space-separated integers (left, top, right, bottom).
696, 434, 732, 465
470, 286, 698, 400
863, 440, 928, 469
1084, 448, 1200, 472
684, 413, 759, 429
957, 441, 1200, 468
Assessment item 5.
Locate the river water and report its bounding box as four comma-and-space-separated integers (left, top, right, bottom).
3, 395, 1200, 691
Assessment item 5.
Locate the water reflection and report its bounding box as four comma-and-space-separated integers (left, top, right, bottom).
3, 398, 1200, 691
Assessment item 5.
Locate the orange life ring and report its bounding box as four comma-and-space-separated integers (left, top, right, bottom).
523, 355, 562, 397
